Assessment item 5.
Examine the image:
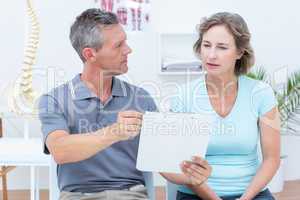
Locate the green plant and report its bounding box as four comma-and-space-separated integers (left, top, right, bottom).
247, 67, 268, 82
247, 67, 300, 133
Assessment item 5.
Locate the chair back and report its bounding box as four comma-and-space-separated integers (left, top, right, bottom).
143, 171, 156, 200
166, 181, 180, 200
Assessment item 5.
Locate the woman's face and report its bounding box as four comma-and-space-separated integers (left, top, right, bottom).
200, 25, 242, 77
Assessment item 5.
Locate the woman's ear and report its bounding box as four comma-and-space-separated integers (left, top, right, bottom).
237, 49, 244, 60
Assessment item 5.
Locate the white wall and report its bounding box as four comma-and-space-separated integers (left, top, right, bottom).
1, 0, 300, 189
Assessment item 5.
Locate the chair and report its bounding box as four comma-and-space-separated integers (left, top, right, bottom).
166, 181, 180, 200
142, 171, 156, 200
0, 118, 16, 200
49, 158, 156, 200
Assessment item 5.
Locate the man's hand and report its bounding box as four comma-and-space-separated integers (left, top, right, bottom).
108, 110, 143, 141
181, 156, 212, 186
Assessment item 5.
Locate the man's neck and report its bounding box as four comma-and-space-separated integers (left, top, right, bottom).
80, 65, 113, 103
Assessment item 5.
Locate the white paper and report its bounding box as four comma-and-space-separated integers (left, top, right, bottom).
137, 112, 212, 173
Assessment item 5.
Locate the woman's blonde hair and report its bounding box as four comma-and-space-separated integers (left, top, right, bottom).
194, 12, 255, 75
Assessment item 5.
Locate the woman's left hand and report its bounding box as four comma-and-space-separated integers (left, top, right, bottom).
180, 156, 212, 186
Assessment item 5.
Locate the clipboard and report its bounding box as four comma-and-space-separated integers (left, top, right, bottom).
137, 112, 212, 173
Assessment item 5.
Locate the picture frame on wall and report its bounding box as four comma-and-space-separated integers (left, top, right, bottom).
94, 0, 151, 32
159, 33, 203, 75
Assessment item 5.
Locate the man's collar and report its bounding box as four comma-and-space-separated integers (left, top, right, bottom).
111, 76, 128, 97
69, 74, 127, 100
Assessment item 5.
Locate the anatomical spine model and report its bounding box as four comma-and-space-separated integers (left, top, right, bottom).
9, 0, 40, 115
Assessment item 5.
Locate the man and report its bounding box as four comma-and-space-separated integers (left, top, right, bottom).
39, 8, 211, 200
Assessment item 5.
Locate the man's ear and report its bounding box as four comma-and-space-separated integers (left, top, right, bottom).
82, 48, 96, 62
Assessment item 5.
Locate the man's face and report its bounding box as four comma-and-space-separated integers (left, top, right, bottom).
93, 24, 132, 76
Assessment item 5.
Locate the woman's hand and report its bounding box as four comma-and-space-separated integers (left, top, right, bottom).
180, 156, 212, 186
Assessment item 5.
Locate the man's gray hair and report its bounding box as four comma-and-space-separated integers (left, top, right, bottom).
70, 8, 119, 62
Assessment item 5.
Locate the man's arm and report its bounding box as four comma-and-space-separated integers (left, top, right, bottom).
46, 111, 143, 164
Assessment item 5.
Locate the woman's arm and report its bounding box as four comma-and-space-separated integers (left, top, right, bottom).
239, 107, 281, 200
160, 172, 188, 185
161, 157, 220, 200
161, 173, 220, 200
187, 183, 221, 200
160, 156, 211, 185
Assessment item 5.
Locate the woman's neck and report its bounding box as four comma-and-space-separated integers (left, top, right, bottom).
205, 73, 238, 96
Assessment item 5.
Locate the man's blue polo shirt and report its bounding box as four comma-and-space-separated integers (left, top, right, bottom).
38, 74, 157, 193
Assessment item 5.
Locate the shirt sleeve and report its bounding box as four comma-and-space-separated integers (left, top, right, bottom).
147, 96, 158, 112
252, 82, 278, 118
38, 94, 69, 154
135, 87, 159, 112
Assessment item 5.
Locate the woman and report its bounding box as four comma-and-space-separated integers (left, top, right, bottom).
162, 12, 280, 200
